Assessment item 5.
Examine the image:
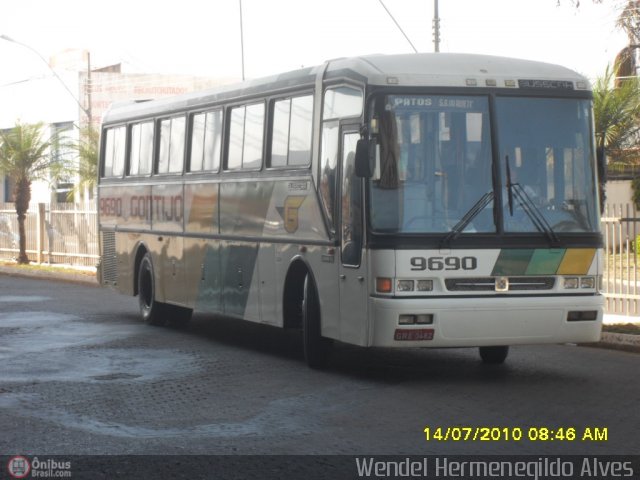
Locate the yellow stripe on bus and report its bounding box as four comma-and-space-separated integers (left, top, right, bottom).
556, 248, 596, 275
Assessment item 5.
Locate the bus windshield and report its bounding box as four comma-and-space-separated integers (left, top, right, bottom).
369, 94, 599, 235
496, 97, 598, 234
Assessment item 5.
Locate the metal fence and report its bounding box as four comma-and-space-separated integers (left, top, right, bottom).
0, 202, 98, 267
601, 203, 640, 315
0, 200, 636, 314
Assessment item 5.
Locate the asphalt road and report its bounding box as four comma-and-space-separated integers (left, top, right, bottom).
0, 274, 638, 456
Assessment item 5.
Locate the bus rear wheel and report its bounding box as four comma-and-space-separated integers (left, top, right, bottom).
138, 252, 169, 326
302, 275, 331, 369
479, 346, 509, 364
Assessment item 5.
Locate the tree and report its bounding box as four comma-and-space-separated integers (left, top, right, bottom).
0, 121, 62, 264
562, 1, 640, 46
592, 64, 640, 207
69, 125, 99, 202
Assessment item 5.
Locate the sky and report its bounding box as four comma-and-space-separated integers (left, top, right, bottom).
0, 0, 631, 88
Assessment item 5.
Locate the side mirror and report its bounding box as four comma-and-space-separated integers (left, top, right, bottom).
355, 139, 375, 178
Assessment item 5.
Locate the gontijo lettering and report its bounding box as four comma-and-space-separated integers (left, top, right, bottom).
99, 195, 183, 222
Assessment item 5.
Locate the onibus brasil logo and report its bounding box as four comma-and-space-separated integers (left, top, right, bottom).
7, 456, 72, 478
7, 456, 30, 479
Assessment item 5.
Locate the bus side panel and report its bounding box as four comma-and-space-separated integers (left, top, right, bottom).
309, 245, 341, 341
184, 182, 220, 312
219, 180, 274, 322
258, 242, 279, 325
100, 184, 153, 296
114, 231, 134, 296
221, 240, 260, 321
185, 238, 223, 313
151, 184, 185, 306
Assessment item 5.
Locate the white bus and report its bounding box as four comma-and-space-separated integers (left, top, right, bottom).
98, 53, 603, 368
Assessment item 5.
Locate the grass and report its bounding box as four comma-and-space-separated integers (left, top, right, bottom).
0, 259, 96, 277
602, 323, 640, 335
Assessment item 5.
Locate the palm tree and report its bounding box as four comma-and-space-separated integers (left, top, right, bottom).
0, 121, 61, 264
69, 125, 99, 202
592, 64, 640, 208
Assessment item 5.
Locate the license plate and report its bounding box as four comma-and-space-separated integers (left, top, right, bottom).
394, 328, 434, 341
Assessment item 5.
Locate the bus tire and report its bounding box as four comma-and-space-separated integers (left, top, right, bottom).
302, 275, 331, 369
137, 252, 168, 326
479, 346, 509, 364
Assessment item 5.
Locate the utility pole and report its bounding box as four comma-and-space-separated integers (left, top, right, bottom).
239, 0, 246, 81
86, 50, 92, 127
433, 0, 441, 53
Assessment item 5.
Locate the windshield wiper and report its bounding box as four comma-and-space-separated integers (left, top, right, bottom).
505, 155, 515, 215
440, 191, 494, 247
504, 155, 560, 246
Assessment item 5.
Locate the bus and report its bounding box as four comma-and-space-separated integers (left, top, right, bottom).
98, 53, 603, 368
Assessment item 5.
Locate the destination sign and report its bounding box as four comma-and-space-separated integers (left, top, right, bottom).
518, 79, 574, 90
389, 96, 479, 111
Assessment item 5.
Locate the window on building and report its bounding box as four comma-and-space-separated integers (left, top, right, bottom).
3, 176, 15, 202
51, 122, 75, 202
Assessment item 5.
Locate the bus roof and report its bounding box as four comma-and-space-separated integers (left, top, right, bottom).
102, 53, 590, 124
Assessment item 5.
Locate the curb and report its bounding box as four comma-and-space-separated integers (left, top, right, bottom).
595, 332, 640, 353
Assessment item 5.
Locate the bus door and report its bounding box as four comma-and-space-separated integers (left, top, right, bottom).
339, 129, 368, 345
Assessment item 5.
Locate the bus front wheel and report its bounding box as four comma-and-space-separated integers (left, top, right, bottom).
479, 346, 509, 364
138, 252, 169, 326
302, 275, 331, 369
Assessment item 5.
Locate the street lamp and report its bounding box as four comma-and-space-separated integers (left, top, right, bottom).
0, 34, 91, 120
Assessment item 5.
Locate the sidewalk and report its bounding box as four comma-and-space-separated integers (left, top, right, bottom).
0, 261, 638, 352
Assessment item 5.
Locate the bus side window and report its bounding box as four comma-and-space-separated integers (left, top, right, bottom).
157, 116, 186, 174
190, 110, 222, 172
341, 133, 362, 266
270, 95, 313, 168
227, 103, 265, 170
129, 121, 154, 176
319, 86, 363, 236
102, 126, 126, 177
319, 122, 339, 235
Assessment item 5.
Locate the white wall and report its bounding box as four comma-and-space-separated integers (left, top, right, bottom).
606, 180, 633, 210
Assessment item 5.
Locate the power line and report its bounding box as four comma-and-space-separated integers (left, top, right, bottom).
377, 0, 419, 53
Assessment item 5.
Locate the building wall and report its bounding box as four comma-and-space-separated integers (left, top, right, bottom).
606, 180, 633, 209
81, 72, 236, 128
0, 65, 234, 205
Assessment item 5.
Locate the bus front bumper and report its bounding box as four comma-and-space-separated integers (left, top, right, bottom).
369, 295, 603, 348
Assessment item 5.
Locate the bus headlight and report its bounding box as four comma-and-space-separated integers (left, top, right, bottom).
399, 314, 434, 325
563, 276, 596, 289
399, 314, 415, 324
397, 280, 414, 292
416, 280, 433, 292
580, 276, 596, 289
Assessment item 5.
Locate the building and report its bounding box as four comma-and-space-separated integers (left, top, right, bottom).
0, 49, 235, 204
